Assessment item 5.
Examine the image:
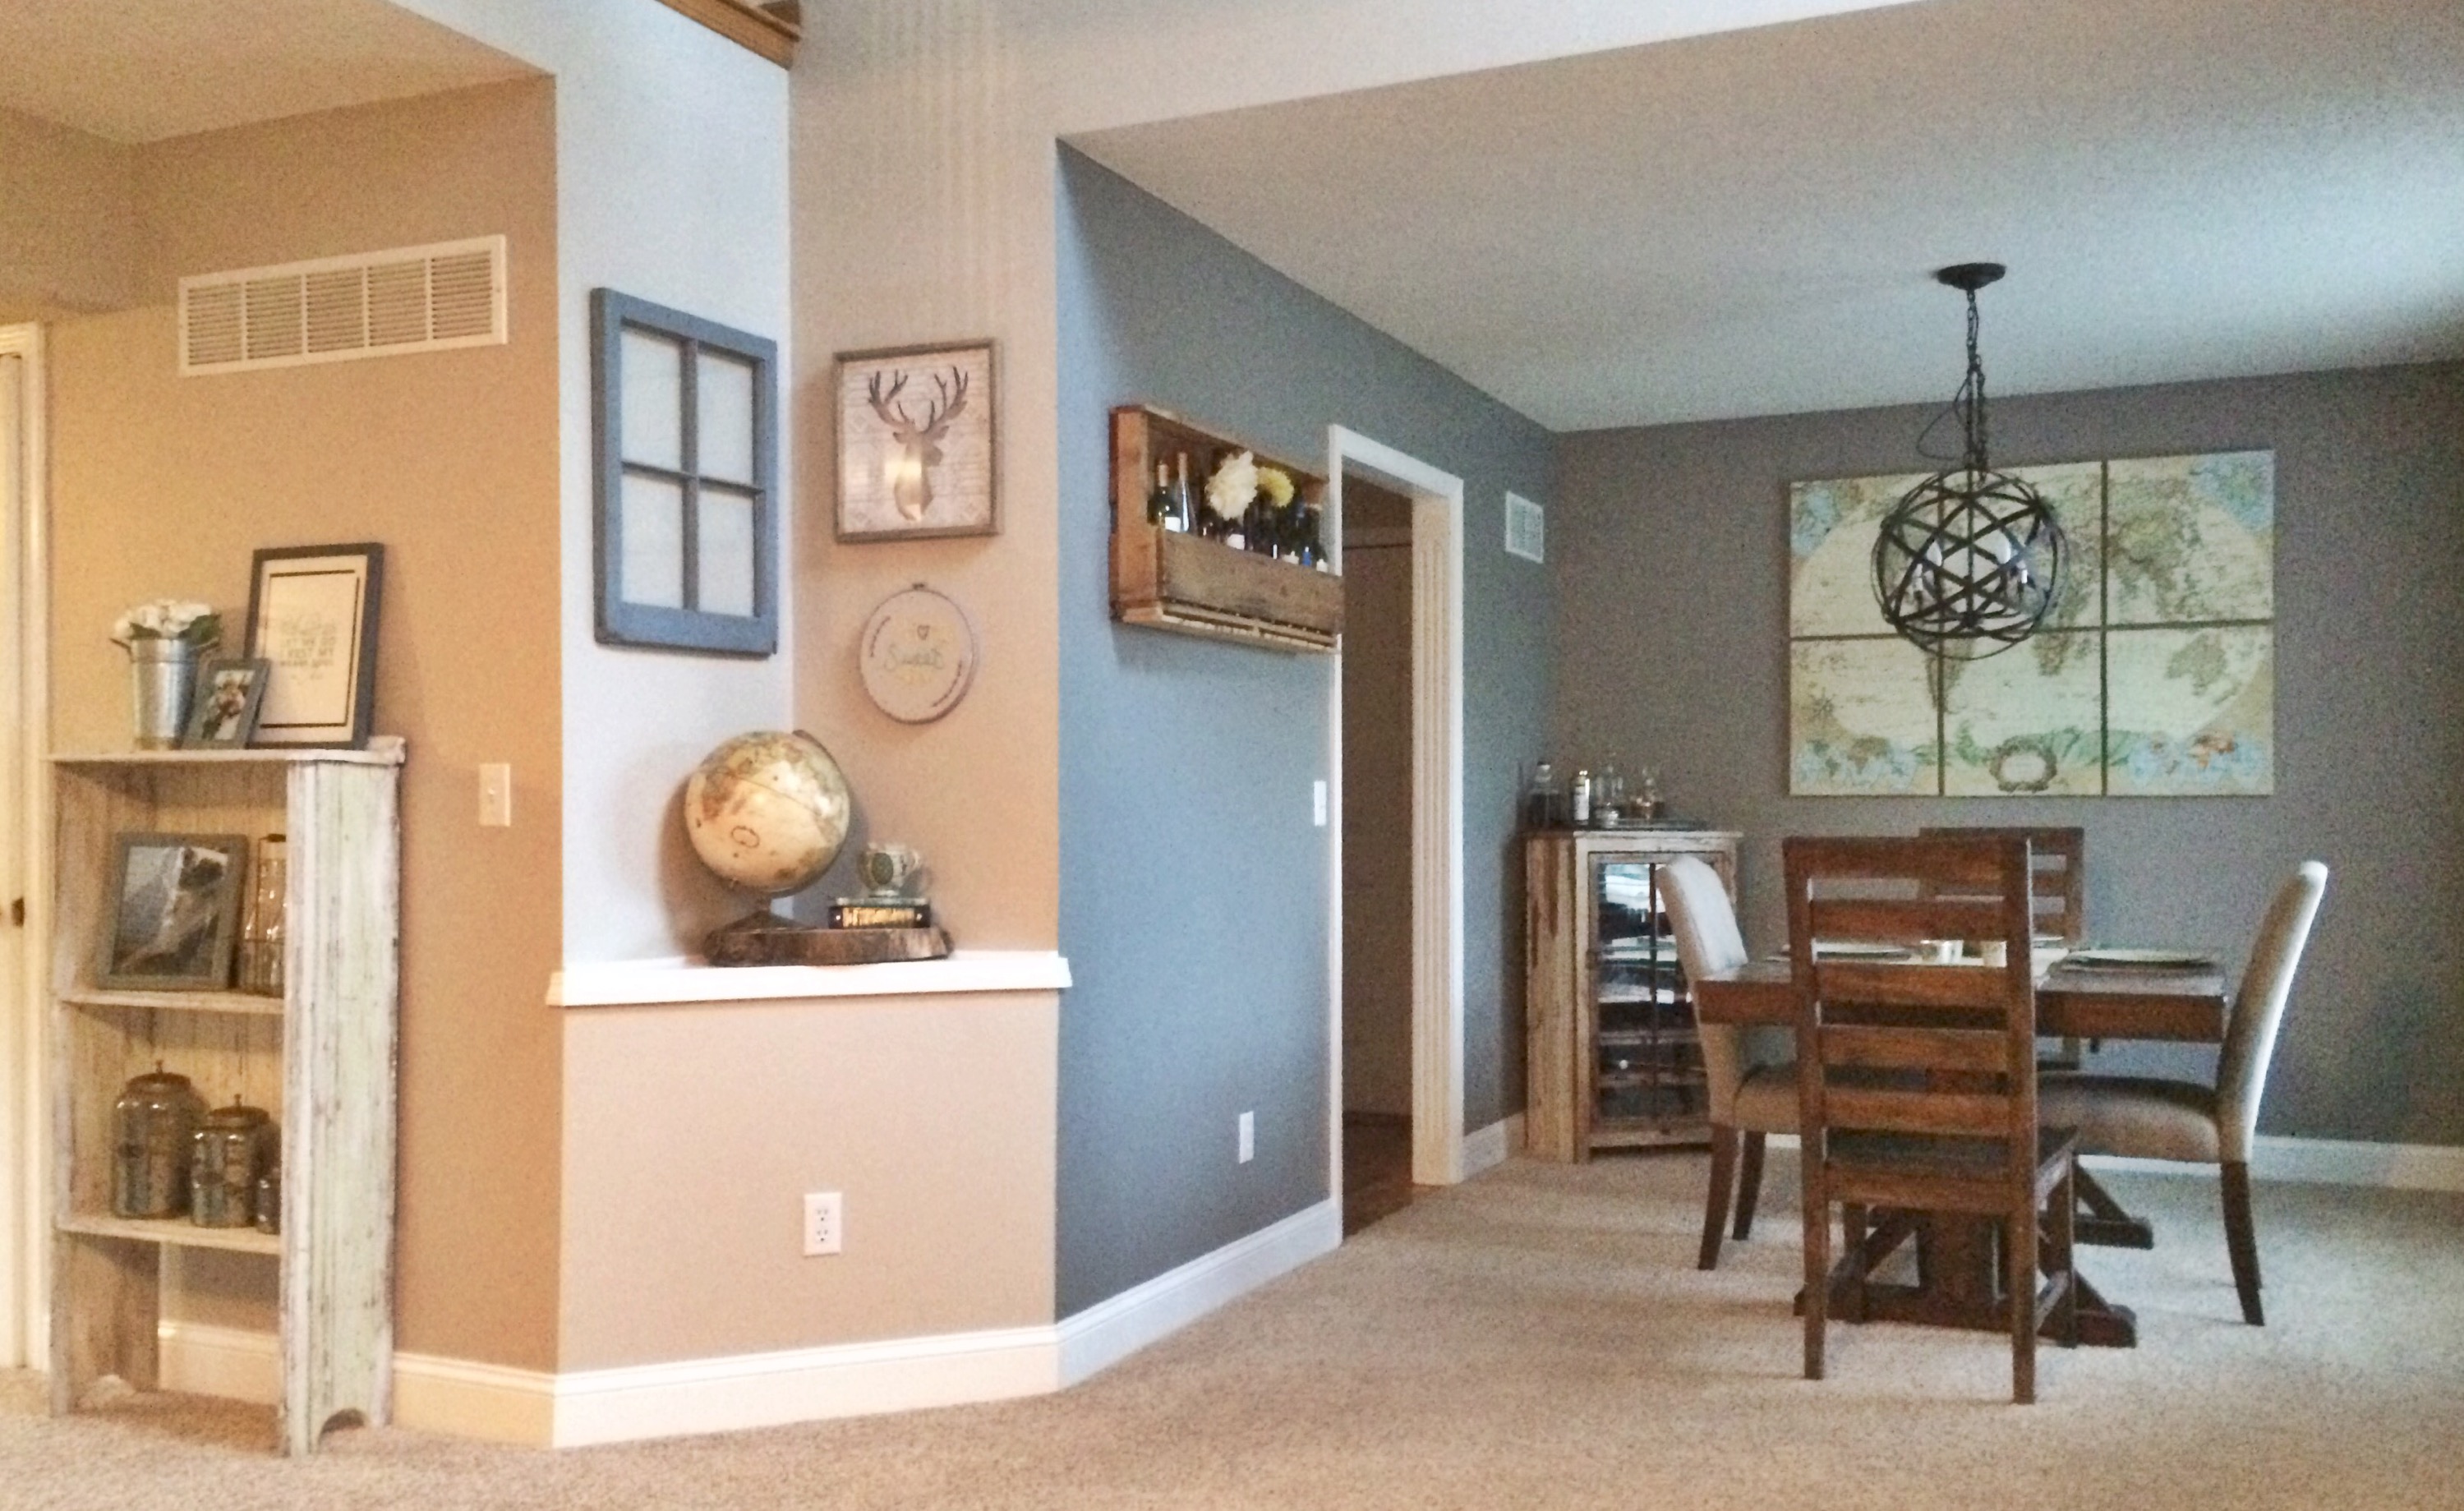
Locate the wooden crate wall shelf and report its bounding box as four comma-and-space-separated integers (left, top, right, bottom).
1109, 404, 1344, 653
652, 0, 802, 66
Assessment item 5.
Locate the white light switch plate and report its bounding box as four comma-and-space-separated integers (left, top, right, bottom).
1313, 781, 1328, 827
1238, 1111, 1255, 1164
478, 763, 513, 827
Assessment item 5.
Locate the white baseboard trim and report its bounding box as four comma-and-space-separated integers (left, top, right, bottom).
157, 1323, 558, 1445
550, 1324, 1055, 1449
154, 1200, 1343, 1449
157, 1321, 277, 1404
1757, 1132, 2464, 1192
2089, 1134, 2464, 1193
1463, 1114, 1522, 1176
397, 1351, 557, 1446
1056, 1197, 1338, 1386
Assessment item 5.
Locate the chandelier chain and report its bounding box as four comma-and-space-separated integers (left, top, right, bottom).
1962, 288, 1988, 475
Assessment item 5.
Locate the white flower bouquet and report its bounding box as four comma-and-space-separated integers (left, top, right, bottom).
111, 600, 221, 650
1204, 451, 1260, 521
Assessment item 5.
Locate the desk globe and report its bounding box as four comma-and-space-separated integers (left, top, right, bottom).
684, 730, 852, 901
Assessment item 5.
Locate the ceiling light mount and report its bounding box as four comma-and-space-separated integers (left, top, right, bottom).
1870, 261, 2064, 661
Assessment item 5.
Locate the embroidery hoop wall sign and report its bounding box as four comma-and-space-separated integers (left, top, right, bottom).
859, 584, 979, 723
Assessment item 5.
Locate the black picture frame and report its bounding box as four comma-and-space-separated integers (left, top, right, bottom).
592, 288, 779, 657
98, 832, 248, 991
246, 542, 384, 749
181, 657, 271, 749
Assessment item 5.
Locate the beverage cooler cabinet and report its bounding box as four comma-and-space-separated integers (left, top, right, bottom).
1523, 828, 1740, 1161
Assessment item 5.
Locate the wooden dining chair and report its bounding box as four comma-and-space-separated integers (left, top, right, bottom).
1785, 833, 2080, 1404
1658, 855, 1796, 1270
1916, 825, 2085, 944
1920, 825, 2090, 1071
2038, 861, 2328, 1324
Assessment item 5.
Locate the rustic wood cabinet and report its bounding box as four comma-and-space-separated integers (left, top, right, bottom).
1524, 827, 1740, 1161
1109, 403, 1344, 652
49, 743, 403, 1454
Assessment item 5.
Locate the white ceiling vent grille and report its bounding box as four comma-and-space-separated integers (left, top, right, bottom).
180, 236, 506, 376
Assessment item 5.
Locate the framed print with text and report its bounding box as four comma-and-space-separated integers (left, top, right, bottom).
246, 543, 384, 748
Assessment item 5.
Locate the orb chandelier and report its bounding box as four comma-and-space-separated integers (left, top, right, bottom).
1871, 263, 2065, 661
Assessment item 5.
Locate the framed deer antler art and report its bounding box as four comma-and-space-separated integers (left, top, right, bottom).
835, 339, 998, 541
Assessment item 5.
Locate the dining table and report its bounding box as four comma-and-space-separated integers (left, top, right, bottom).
1691, 950, 2229, 1347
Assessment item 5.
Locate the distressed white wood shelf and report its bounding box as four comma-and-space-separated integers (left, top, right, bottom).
61, 988, 285, 1017
48, 744, 403, 1455
57, 1211, 283, 1256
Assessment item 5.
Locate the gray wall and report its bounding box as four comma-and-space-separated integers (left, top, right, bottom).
1055, 149, 1557, 1315
1555, 362, 2464, 1145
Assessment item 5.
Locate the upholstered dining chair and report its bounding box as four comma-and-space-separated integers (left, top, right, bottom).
1658, 855, 1796, 1270
2037, 860, 2328, 1325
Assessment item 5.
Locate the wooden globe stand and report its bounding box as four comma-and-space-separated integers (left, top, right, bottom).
704, 909, 951, 966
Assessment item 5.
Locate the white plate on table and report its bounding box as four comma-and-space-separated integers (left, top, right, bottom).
1810, 941, 1918, 960
2064, 947, 2216, 970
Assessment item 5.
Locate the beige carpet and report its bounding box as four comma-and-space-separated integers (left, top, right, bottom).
7, 1154, 2461, 1509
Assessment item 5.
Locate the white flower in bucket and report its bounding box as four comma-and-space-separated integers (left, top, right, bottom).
112, 600, 222, 749
111, 600, 221, 649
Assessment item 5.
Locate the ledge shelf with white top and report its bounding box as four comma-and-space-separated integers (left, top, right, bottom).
48, 742, 403, 1456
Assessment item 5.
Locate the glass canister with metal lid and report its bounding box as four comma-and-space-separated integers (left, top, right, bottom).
189, 1098, 276, 1228
113, 1064, 206, 1218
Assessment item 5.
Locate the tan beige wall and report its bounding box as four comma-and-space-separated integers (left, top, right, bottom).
0, 104, 137, 320
46, 79, 564, 1370
557, 993, 1058, 1369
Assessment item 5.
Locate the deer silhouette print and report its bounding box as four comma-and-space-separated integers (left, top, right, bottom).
866, 366, 969, 522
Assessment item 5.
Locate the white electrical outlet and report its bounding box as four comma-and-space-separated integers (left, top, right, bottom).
1237, 1111, 1255, 1164
478, 763, 513, 827
1312, 781, 1328, 827
802, 1191, 842, 1256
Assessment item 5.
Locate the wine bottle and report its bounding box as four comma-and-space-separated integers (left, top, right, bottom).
1147, 461, 1172, 527
1170, 453, 1196, 534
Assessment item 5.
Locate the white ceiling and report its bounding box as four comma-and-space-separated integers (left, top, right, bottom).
0, 0, 532, 145
1071, 0, 2464, 431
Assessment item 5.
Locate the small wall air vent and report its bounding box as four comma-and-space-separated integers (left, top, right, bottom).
179, 235, 506, 375
1504, 491, 1545, 564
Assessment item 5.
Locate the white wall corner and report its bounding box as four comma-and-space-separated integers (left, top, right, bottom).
1057, 1199, 1339, 1386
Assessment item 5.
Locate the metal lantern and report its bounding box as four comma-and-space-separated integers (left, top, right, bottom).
1872, 264, 2065, 660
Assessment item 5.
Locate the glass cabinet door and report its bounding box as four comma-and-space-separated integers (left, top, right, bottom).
1589, 858, 1708, 1142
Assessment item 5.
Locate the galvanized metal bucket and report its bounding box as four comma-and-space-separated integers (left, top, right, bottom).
128, 638, 199, 749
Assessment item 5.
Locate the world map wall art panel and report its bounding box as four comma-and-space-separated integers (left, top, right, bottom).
1786, 451, 2274, 798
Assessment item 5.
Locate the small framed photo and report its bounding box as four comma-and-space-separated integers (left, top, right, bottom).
246, 542, 384, 748
99, 832, 247, 991
182, 658, 270, 749
836, 339, 997, 541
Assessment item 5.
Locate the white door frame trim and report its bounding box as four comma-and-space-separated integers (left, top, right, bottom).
1324, 426, 1466, 1193
0, 323, 50, 1370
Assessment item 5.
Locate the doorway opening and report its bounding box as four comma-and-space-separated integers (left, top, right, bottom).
1324, 425, 1464, 1232
1338, 472, 1416, 1234
0, 325, 46, 1370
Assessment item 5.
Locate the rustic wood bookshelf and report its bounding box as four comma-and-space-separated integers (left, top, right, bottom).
48, 742, 403, 1455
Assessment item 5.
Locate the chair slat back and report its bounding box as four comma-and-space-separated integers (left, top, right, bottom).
1918, 825, 2086, 943
1785, 835, 2041, 1168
